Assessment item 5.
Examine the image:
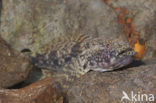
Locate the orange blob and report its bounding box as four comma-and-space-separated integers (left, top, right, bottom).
134, 39, 146, 59
123, 9, 129, 15
126, 18, 132, 24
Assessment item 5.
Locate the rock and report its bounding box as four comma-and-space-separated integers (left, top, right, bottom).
0, 0, 122, 54
0, 37, 32, 88
1, 0, 156, 59
66, 63, 156, 103
0, 77, 64, 103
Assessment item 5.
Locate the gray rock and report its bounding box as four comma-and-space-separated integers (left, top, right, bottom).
1, 0, 156, 59
67, 63, 156, 103
0, 0, 122, 54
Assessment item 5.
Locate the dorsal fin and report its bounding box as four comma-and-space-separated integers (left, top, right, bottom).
39, 34, 90, 54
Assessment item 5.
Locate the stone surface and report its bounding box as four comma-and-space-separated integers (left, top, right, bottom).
0, 77, 64, 103
0, 0, 122, 54
0, 37, 32, 88
66, 63, 156, 103
1, 0, 156, 59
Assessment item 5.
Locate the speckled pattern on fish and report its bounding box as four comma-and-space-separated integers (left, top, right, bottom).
31, 34, 135, 92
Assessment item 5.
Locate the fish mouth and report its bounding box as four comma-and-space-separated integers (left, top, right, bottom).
89, 56, 134, 72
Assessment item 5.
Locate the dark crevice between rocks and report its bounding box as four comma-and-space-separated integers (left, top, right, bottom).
113, 58, 156, 72
8, 67, 42, 89
21, 48, 31, 53
107, 60, 145, 72
88, 60, 145, 73
124, 60, 145, 68
8, 81, 26, 89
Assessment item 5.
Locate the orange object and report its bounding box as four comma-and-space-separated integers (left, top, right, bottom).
134, 39, 146, 59
126, 18, 132, 24
123, 9, 129, 15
